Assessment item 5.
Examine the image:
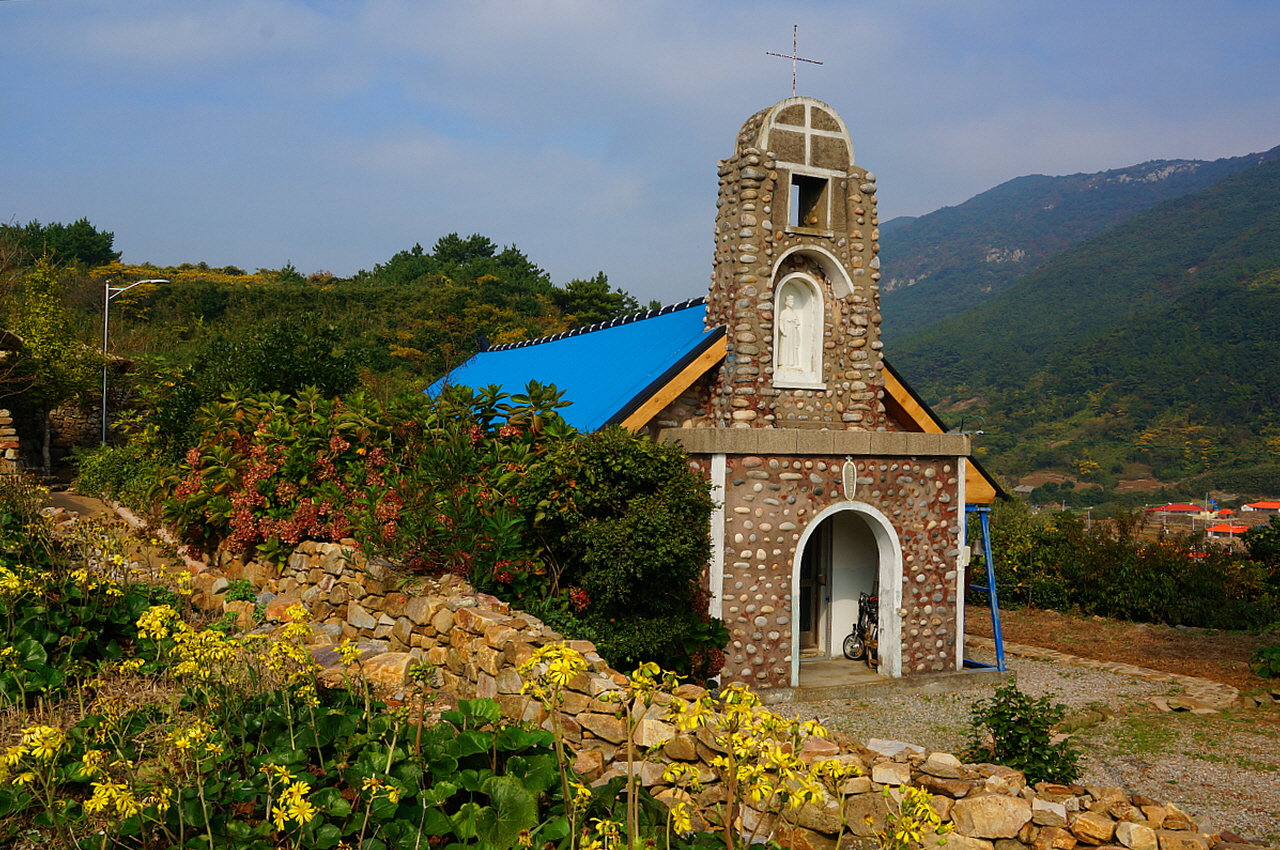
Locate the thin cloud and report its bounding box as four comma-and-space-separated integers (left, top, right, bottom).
2, 0, 1279, 305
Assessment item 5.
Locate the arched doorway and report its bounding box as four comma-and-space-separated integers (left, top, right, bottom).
791, 502, 903, 684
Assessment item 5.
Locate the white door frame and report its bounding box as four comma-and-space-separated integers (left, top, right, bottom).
790, 501, 904, 684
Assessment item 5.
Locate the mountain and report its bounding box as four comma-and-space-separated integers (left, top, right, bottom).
889, 152, 1280, 499
879, 147, 1280, 339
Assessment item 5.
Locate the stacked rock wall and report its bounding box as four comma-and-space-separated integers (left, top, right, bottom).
0, 408, 21, 471
187, 537, 1248, 850
50, 404, 100, 450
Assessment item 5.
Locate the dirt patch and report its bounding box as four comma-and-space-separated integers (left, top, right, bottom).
1116, 477, 1165, 492
965, 605, 1273, 690
1016, 471, 1075, 487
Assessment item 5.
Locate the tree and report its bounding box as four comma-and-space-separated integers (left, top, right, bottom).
1242, 516, 1280, 591
147, 317, 368, 454
432, 233, 498, 267
551, 272, 640, 327
0, 218, 121, 268
7, 259, 102, 473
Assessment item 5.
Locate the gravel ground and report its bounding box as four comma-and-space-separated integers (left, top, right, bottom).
775, 647, 1280, 845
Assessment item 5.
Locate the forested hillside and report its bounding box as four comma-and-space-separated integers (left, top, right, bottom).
42, 231, 643, 393
879, 147, 1280, 339
0, 225, 646, 456
892, 153, 1280, 501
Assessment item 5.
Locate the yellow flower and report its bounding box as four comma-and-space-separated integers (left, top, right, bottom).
661, 762, 701, 789
518, 643, 587, 696
83, 779, 140, 819
285, 796, 316, 825
84, 782, 112, 814
261, 763, 294, 783
670, 801, 692, 834
282, 779, 311, 804
337, 638, 363, 665
168, 719, 220, 755
81, 749, 109, 778
588, 817, 622, 843
136, 605, 180, 640
21, 725, 65, 760
569, 779, 593, 812
116, 657, 145, 673
0, 567, 21, 596
667, 697, 712, 731
799, 718, 828, 738
148, 785, 174, 814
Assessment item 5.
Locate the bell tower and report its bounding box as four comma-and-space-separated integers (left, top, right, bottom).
706, 97, 885, 430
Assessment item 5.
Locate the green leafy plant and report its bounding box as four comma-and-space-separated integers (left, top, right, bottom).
963, 682, 1082, 786
1251, 644, 1280, 678
223, 578, 257, 603
517, 426, 723, 678
7, 259, 103, 474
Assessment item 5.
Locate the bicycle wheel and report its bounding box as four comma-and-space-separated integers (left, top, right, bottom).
843, 632, 865, 661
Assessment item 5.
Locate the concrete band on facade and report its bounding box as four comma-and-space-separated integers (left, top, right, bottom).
659, 428, 971, 458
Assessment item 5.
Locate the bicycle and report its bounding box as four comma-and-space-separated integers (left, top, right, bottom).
842, 591, 879, 666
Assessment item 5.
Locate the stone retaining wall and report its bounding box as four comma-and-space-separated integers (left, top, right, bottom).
0, 408, 21, 471
186, 539, 1264, 850
50, 403, 100, 450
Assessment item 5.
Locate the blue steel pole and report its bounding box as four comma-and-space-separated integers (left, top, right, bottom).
978, 507, 1005, 671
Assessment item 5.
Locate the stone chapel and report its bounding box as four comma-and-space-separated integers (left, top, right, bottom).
433, 96, 1000, 696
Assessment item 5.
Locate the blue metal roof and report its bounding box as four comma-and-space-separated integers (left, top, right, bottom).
427, 298, 721, 432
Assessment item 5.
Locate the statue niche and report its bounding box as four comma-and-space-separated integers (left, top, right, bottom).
772, 275, 823, 387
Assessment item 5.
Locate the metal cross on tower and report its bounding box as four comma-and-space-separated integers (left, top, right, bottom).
767, 25, 823, 97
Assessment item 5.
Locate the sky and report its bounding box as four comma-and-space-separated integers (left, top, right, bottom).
4, 1, 1280, 306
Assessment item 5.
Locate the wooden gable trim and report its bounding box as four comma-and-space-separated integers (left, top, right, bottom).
882, 368, 999, 505
882, 368, 944, 434
620, 336, 727, 432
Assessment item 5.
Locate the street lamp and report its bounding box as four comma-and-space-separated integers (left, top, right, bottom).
102, 278, 168, 444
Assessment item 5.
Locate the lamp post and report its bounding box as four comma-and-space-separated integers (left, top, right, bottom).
102, 278, 168, 444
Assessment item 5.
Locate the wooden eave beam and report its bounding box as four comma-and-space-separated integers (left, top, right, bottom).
883, 368, 998, 505
620, 337, 727, 432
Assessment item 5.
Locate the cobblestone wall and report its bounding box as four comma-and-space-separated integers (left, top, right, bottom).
705, 98, 886, 431
714, 453, 963, 689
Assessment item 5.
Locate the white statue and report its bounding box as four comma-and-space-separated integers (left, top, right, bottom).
778, 292, 803, 368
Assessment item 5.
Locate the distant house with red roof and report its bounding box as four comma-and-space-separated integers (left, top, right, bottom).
1241, 501, 1280, 513
1146, 503, 1204, 514
1206, 523, 1249, 539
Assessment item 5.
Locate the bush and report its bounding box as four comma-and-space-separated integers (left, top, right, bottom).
145, 317, 370, 454
978, 501, 1280, 629
516, 426, 724, 679
964, 682, 1082, 786
0, 471, 54, 567
72, 443, 176, 515
1252, 644, 1280, 678
157, 384, 727, 678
